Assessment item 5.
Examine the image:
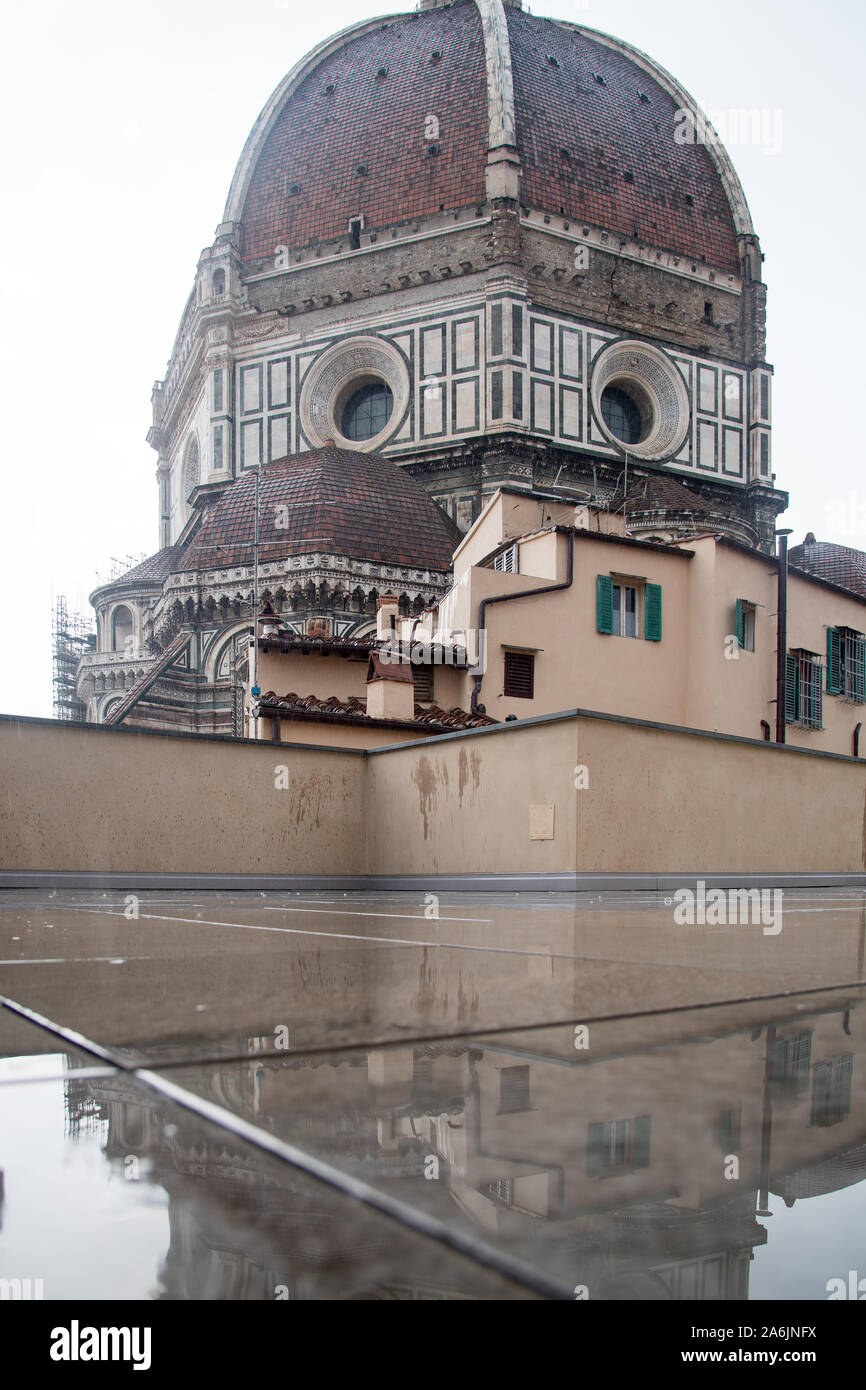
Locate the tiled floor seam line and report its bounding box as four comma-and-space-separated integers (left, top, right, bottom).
0, 996, 135, 1069
39, 905, 838, 975
136, 1068, 570, 1301
125, 981, 866, 1075
0, 993, 568, 1301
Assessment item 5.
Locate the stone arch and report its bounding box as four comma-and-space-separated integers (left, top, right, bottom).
111, 605, 133, 652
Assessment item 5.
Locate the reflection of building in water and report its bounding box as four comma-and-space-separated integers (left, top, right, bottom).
65, 993, 866, 1299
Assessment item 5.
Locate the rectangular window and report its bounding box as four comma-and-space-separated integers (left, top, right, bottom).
413, 665, 434, 703
811, 1055, 853, 1128
786, 651, 823, 729
213, 424, 224, 470
499, 1065, 531, 1113
598, 577, 662, 640
487, 1178, 513, 1206
503, 650, 534, 699
760, 374, 770, 419
586, 1116, 651, 1176
828, 627, 865, 700
736, 599, 756, 651
718, 1105, 742, 1153
613, 583, 638, 638
212, 368, 223, 413
770, 1030, 812, 1098
493, 544, 517, 574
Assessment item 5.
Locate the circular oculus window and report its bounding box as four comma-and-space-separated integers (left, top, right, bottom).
299, 336, 409, 451
591, 340, 690, 461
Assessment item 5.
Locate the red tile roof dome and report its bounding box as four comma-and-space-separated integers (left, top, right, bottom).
789, 538, 866, 599
177, 444, 458, 574
227, 1, 751, 275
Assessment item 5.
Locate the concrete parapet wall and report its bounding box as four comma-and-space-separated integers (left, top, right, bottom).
1, 712, 863, 880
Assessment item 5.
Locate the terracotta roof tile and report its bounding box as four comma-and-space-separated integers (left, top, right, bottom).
508, 9, 740, 272
179, 444, 455, 574
788, 540, 866, 600
239, 6, 740, 273
240, 5, 489, 261
259, 690, 496, 733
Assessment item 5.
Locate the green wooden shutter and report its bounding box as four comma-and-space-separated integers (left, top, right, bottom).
596, 575, 613, 634
813, 662, 823, 729
633, 1115, 651, 1169
586, 1122, 606, 1176
735, 598, 745, 648
855, 636, 866, 702
644, 583, 662, 641
826, 628, 841, 694
784, 653, 797, 723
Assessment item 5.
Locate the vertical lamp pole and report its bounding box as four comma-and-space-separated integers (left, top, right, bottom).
250, 464, 261, 740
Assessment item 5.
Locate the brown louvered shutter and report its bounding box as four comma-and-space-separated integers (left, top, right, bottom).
413, 665, 434, 702
499, 1065, 531, 1113
503, 650, 534, 698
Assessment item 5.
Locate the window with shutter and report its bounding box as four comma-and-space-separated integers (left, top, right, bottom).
854, 633, 866, 702
811, 1055, 853, 1127
493, 544, 517, 573
830, 627, 866, 701
718, 1105, 742, 1153
735, 599, 755, 651
785, 652, 798, 723
770, 1030, 812, 1098
586, 1115, 652, 1176
827, 627, 842, 694
799, 652, 823, 729
499, 1065, 531, 1113
644, 583, 662, 641
413, 665, 434, 703
784, 650, 824, 727
503, 650, 534, 699
596, 574, 614, 634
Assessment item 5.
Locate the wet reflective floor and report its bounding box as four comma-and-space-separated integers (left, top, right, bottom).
1, 888, 865, 1300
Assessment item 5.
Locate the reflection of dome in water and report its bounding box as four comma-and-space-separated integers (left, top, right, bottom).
772, 1142, 866, 1202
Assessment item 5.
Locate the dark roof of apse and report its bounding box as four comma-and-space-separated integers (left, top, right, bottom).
176, 445, 458, 574
238, 3, 740, 273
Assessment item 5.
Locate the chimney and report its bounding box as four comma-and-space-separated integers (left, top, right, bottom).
376, 592, 400, 640
366, 651, 415, 723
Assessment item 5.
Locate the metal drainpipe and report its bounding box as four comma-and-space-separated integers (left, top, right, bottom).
775, 530, 793, 745
470, 527, 575, 715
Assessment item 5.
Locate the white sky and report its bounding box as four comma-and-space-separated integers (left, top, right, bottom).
1, 0, 863, 718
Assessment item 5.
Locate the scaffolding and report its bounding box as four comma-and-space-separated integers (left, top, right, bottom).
52, 596, 95, 721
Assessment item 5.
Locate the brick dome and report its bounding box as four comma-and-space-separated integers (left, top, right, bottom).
177, 445, 459, 574
228, 0, 750, 275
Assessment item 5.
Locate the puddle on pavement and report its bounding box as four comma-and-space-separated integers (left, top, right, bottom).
2, 991, 865, 1299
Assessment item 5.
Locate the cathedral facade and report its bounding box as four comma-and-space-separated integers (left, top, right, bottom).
77, 0, 786, 734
